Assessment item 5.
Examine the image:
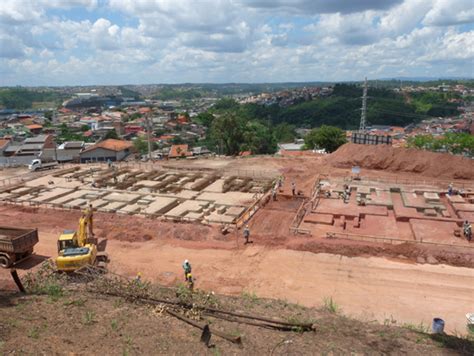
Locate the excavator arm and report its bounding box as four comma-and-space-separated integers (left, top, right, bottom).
77, 216, 88, 247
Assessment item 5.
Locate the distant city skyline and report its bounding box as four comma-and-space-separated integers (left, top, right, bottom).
1, 0, 473, 86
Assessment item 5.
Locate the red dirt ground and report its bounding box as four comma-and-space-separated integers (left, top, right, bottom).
328, 143, 474, 180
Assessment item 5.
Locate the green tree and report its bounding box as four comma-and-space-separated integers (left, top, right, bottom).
304, 125, 347, 152
194, 112, 215, 127
171, 136, 184, 145
104, 130, 119, 140
213, 98, 239, 111
81, 124, 90, 132
44, 111, 53, 120
241, 121, 277, 154
273, 123, 296, 143
133, 136, 148, 154
210, 112, 245, 155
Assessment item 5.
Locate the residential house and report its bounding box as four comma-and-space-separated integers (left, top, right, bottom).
26, 124, 43, 135
192, 146, 211, 156
168, 144, 191, 159
79, 139, 134, 162
15, 134, 56, 158
43, 141, 85, 162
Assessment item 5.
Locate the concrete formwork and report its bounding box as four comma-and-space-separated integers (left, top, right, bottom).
0, 165, 275, 225
298, 176, 473, 248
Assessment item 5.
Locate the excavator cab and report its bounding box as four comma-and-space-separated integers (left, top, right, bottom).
57, 230, 78, 253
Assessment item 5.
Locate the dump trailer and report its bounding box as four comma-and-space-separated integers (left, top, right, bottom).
0, 227, 39, 268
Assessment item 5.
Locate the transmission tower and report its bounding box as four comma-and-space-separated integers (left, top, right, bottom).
359, 77, 368, 132
145, 114, 152, 160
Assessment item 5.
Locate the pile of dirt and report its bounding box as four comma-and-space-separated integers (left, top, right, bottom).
327, 143, 474, 180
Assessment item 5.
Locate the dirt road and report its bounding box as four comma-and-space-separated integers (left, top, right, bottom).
4, 228, 472, 333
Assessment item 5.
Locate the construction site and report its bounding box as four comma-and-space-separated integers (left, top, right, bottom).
0, 163, 274, 226
1, 143, 474, 354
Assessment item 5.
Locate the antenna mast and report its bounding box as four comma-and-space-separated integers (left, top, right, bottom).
359, 77, 368, 132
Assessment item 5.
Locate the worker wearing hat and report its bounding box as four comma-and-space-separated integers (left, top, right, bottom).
135, 272, 142, 284
182, 260, 192, 281
243, 225, 250, 244
186, 273, 194, 291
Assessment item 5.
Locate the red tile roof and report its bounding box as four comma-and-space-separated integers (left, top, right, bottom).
168, 144, 190, 158
0, 139, 10, 149
26, 124, 43, 130
82, 139, 133, 153
138, 107, 151, 114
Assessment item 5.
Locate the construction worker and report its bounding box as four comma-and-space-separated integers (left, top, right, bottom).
135, 272, 142, 284
243, 225, 251, 244
464, 220, 472, 242
291, 182, 296, 196
182, 260, 192, 281
186, 273, 194, 291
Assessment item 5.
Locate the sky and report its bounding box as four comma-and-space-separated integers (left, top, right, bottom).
0, 0, 473, 86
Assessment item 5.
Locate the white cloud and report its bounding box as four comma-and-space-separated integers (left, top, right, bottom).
0, 0, 472, 85
423, 0, 474, 26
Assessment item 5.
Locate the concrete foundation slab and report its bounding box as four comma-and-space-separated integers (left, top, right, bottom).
423, 208, 437, 217
196, 191, 255, 206
135, 180, 162, 188
304, 214, 334, 225
49, 190, 87, 205
225, 206, 246, 217
205, 213, 235, 224
103, 192, 141, 203
89, 199, 109, 208
142, 197, 178, 215
165, 200, 204, 218
65, 198, 88, 208
30, 188, 72, 203
452, 203, 474, 212
447, 195, 465, 203
101, 201, 126, 212
423, 192, 440, 203
184, 212, 204, 220
203, 179, 225, 193
119, 204, 142, 214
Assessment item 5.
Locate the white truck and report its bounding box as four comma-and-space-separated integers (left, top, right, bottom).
28, 158, 58, 172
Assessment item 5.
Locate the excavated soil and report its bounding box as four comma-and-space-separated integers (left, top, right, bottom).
327, 143, 474, 180
0, 204, 472, 268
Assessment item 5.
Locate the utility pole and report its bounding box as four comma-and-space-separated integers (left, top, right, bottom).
359, 77, 368, 132
145, 114, 152, 160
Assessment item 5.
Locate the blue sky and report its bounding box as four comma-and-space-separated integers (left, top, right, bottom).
0, 0, 473, 86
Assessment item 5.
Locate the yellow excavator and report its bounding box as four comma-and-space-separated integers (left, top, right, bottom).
56, 205, 108, 272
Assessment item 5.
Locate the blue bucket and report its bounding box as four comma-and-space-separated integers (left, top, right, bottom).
432, 318, 445, 333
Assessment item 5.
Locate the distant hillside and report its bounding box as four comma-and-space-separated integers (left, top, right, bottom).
230, 84, 455, 129
0, 88, 65, 110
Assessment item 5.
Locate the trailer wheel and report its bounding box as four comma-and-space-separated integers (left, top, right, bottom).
0, 255, 11, 268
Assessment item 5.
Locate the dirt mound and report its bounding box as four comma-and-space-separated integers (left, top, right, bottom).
327, 143, 474, 180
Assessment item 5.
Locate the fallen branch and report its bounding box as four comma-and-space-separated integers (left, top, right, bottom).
10, 269, 25, 293
166, 309, 242, 345
92, 289, 314, 331
202, 312, 299, 331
